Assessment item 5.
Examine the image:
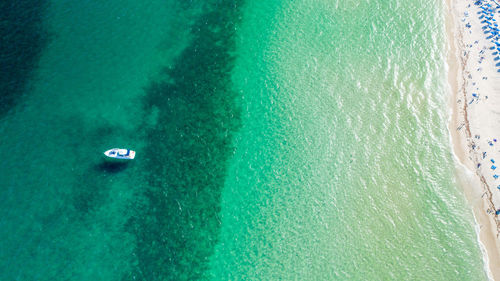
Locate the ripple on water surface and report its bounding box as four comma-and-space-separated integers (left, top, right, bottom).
209, 0, 488, 280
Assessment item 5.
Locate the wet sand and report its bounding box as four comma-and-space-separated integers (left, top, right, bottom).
446, 0, 500, 279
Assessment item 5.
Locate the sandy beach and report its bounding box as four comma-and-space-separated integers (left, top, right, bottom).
447, 0, 500, 279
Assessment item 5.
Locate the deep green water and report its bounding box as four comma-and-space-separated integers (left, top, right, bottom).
0, 0, 489, 280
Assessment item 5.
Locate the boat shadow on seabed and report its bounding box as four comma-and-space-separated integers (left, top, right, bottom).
95, 161, 130, 174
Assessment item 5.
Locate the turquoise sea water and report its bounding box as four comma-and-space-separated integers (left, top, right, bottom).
0, 0, 489, 280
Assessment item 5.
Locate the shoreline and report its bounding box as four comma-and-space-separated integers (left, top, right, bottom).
446, 0, 500, 279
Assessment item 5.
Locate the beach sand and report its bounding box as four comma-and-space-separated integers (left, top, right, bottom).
447, 0, 500, 279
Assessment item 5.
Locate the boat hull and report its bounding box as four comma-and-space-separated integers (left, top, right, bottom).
104, 148, 135, 160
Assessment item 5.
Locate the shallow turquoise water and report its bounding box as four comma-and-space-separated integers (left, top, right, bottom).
0, 0, 489, 280
209, 0, 487, 279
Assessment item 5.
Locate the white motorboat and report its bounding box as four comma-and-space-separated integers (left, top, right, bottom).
104, 148, 136, 160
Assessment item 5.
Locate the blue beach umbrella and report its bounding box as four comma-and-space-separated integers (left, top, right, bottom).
495, 56, 500, 60
493, 51, 498, 55
496, 62, 500, 66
